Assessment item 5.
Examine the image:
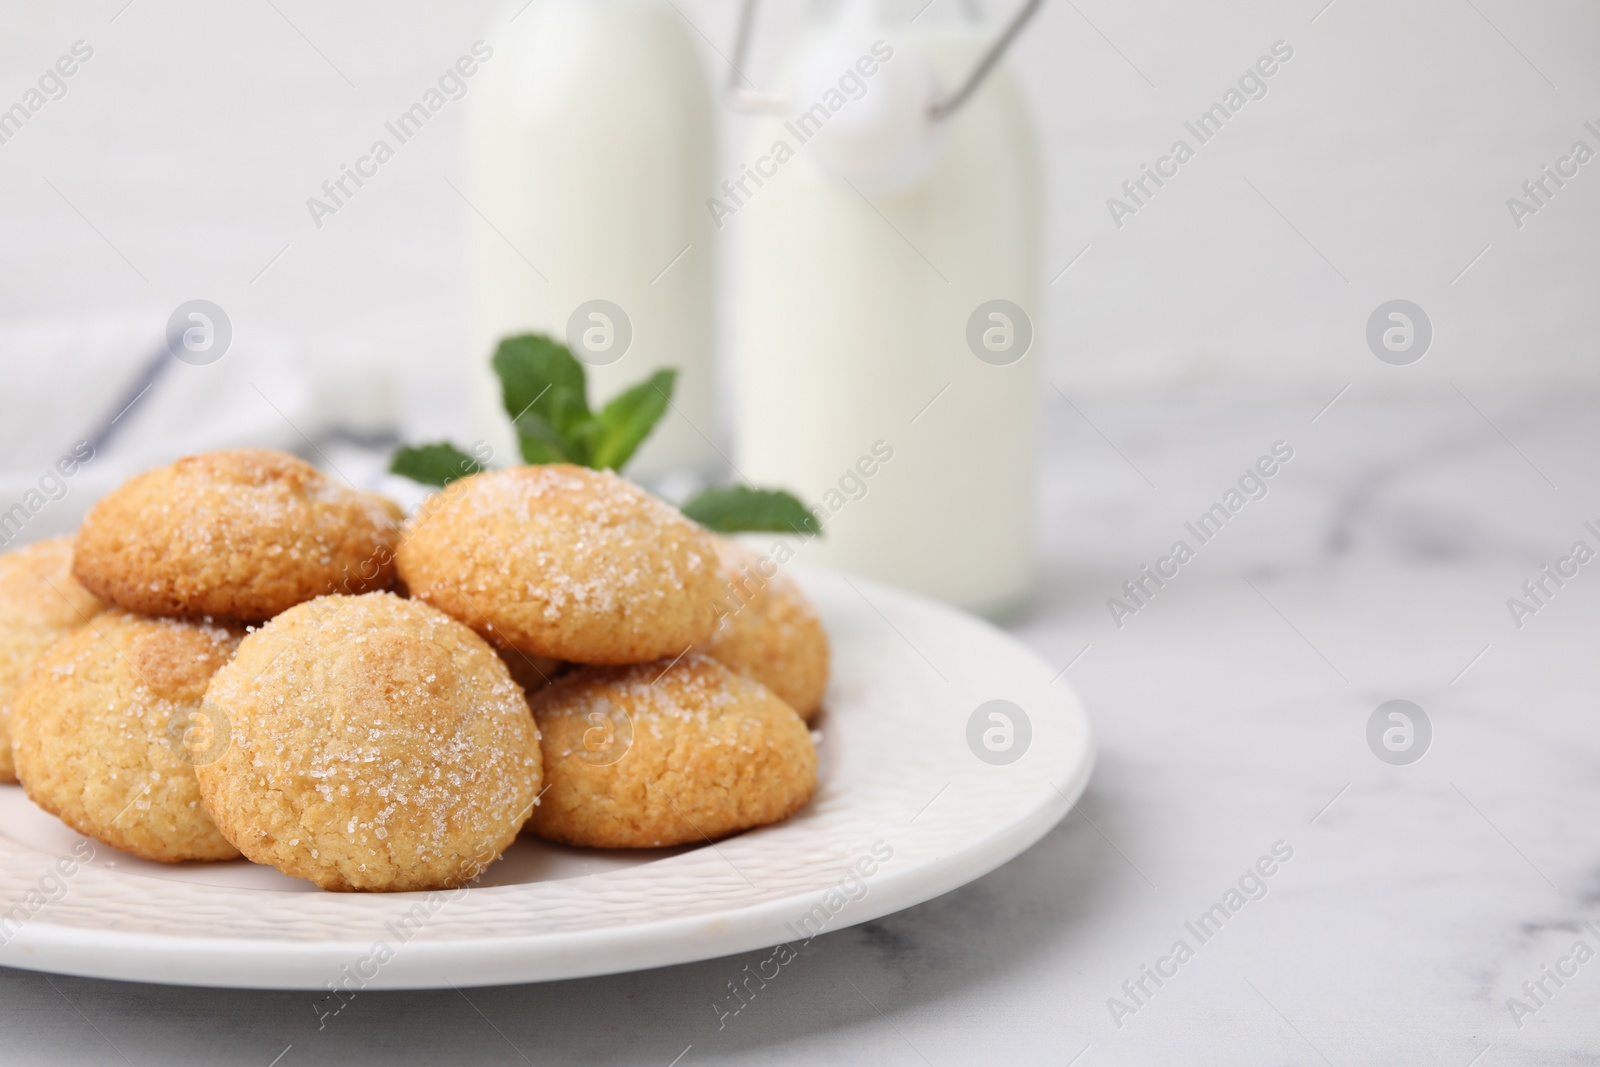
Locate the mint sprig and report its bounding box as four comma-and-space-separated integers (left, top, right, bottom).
681, 486, 820, 537
592, 369, 675, 471
389, 442, 484, 487
390, 333, 820, 537
492, 334, 595, 465
490, 335, 678, 472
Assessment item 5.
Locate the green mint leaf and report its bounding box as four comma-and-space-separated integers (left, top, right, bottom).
682, 486, 822, 537
592, 369, 676, 471
491, 334, 593, 463
510, 411, 573, 465
389, 442, 484, 487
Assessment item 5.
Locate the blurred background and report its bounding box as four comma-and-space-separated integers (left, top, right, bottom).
8, 0, 1598, 618
4, 0, 1595, 424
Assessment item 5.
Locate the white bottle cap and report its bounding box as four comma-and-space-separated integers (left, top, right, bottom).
793, 33, 948, 196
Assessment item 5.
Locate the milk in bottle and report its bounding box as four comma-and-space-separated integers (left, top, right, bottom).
729, 0, 1043, 616
465, 0, 719, 479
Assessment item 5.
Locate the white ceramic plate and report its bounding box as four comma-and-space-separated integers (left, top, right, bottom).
0, 570, 1094, 990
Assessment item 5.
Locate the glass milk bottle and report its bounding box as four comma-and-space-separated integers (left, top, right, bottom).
728, 0, 1043, 616
464, 0, 718, 479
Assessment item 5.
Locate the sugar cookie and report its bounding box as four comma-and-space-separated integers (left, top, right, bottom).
197, 593, 541, 892
699, 537, 829, 721
0, 536, 104, 782
528, 653, 816, 849
397, 465, 720, 664
10, 611, 241, 862
74, 448, 401, 621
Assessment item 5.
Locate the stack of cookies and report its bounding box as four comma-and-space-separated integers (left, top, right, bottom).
0, 449, 827, 892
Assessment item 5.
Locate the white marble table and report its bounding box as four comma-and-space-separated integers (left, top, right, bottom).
3, 391, 1596, 1066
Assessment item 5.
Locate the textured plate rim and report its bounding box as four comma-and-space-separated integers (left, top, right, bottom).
0, 761, 1091, 990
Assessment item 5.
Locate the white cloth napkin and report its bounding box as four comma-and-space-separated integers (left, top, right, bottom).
0, 314, 325, 544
